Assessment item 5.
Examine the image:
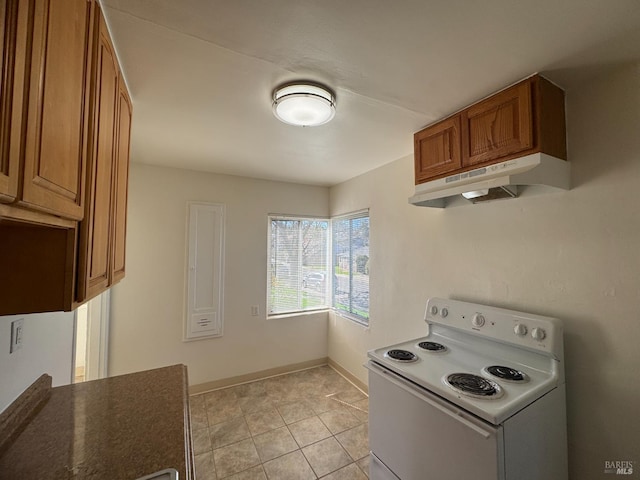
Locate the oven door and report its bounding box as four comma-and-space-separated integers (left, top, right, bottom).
367, 361, 505, 480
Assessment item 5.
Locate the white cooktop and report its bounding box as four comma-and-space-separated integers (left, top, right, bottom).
368, 298, 565, 425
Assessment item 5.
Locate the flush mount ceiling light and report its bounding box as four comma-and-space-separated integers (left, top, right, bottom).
272, 82, 336, 127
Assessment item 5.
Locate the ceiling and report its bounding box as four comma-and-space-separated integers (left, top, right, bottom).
101, 0, 640, 186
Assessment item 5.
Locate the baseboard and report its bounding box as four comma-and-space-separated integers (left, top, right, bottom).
189, 357, 328, 395
328, 358, 368, 394
189, 356, 369, 396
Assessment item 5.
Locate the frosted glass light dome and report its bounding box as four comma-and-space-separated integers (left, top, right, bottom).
272, 83, 336, 127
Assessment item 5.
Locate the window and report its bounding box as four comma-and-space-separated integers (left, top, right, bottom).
332, 211, 369, 325
267, 211, 370, 325
268, 216, 329, 316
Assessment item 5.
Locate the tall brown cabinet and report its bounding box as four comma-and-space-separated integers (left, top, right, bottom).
112, 76, 132, 286
0, 0, 132, 315
77, 11, 119, 304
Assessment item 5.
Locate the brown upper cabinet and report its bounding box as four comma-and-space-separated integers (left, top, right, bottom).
0, 1, 133, 315
5, 0, 95, 220
76, 9, 118, 303
76, 6, 131, 305
462, 81, 532, 167
414, 116, 461, 184
414, 75, 566, 184
111, 75, 132, 285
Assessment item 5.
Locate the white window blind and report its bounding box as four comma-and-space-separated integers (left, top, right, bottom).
332, 211, 370, 325
268, 216, 329, 316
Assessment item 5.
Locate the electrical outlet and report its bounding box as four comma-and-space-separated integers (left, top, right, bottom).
251, 305, 259, 316
10, 318, 24, 353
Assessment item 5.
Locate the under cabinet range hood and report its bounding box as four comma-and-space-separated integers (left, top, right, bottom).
409, 153, 570, 208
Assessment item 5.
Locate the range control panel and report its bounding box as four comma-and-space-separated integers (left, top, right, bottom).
424, 297, 563, 357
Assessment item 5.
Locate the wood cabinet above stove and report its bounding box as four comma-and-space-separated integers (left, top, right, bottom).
414, 74, 567, 185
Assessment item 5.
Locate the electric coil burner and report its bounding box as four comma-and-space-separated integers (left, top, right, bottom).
483, 365, 529, 383
384, 349, 418, 363
443, 373, 503, 399
366, 297, 568, 480
417, 341, 447, 352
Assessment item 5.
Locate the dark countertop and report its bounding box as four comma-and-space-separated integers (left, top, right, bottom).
0, 365, 194, 480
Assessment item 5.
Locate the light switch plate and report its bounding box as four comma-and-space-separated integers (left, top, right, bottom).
10, 318, 24, 353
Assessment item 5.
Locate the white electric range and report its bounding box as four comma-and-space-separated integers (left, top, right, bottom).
366, 297, 568, 480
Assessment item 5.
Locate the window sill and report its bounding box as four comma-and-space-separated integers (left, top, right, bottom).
267, 309, 330, 320
331, 310, 370, 329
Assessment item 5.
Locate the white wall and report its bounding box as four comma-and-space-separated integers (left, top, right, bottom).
328, 62, 640, 480
0, 311, 75, 411
109, 165, 330, 385
74, 303, 88, 373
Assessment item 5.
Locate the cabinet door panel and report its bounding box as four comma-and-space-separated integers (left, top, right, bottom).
414, 116, 461, 183
463, 82, 532, 167
77, 13, 117, 302
111, 76, 131, 284
0, 0, 20, 202
21, 0, 93, 219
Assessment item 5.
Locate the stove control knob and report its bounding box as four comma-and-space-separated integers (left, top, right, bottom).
514, 324, 528, 336
430, 306, 438, 315
472, 314, 485, 328
531, 327, 546, 341
441, 308, 449, 318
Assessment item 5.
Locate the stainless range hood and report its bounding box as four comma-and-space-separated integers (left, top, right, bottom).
409, 153, 570, 208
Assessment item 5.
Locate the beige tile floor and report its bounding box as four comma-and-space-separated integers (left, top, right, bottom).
190, 365, 370, 480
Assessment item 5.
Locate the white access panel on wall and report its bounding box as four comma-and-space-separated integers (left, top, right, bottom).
184, 202, 225, 340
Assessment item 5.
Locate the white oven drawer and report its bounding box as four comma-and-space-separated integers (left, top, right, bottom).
367, 361, 505, 480
370, 452, 400, 480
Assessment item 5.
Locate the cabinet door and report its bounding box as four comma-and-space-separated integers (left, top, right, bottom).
462, 81, 532, 167
77, 11, 117, 302
0, 0, 21, 202
414, 115, 461, 183
20, 0, 93, 219
111, 75, 131, 285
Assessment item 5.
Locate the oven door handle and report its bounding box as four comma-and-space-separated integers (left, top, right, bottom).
366, 361, 495, 439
